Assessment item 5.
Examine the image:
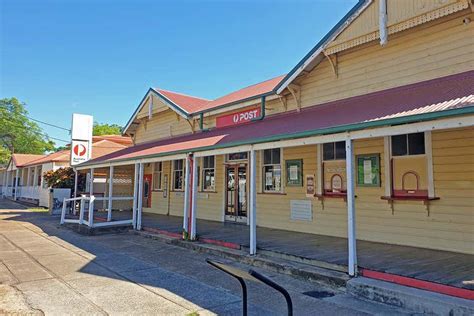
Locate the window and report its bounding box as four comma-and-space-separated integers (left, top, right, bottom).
263, 148, 282, 192
173, 160, 184, 190
227, 152, 248, 161
323, 141, 346, 160
202, 156, 215, 191
153, 162, 162, 190
391, 133, 425, 156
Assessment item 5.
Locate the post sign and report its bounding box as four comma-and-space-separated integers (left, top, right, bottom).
216, 107, 261, 128
70, 114, 93, 166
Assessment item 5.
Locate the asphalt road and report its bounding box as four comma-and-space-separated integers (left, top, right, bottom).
0, 198, 412, 315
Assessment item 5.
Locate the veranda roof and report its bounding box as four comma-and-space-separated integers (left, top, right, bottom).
80, 71, 474, 167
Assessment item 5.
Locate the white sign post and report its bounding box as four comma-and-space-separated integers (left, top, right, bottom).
70, 114, 93, 166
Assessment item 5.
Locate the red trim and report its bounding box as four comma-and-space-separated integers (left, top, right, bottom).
142, 226, 181, 239
360, 269, 474, 300
200, 237, 241, 250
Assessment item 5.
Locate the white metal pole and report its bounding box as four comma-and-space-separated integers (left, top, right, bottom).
249, 149, 257, 255
60, 198, 67, 225
88, 196, 95, 227
73, 169, 78, 198
14, 169, 19, 200
183, 157, 190, 235
345, 138, 357, 276
107, 166, 114, 221
132, 163, 139, 229
79, 198, 85, 225
137, 163, 144, 230
190, 155, 198, 240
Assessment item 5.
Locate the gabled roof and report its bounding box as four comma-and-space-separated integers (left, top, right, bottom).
194, 75, 285, 113
154, 89, 210, 114
82, 71, 474, 167
123, 75, 285, 135
21, 138, 132, 168
11, 154, 46, 167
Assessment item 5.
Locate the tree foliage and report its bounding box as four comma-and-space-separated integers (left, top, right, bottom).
93, 122, 122, 136
0, 98, 55, 165
43, 167, 85, 191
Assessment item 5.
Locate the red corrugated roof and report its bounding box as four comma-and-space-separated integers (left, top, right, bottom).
194, 75, 285, 112
84, 71, 474, 166
155, 75, 285, 115
155, 89, 210, 113
12, 154, 46, 167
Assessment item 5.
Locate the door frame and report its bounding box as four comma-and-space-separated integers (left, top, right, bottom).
224, 163, 248, 223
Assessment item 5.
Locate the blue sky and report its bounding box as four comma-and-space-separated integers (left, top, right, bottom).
1, 0, 357, 145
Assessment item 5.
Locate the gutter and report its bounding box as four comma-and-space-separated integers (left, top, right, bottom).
77, 106, 474, 169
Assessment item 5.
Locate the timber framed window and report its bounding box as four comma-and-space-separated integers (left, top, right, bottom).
322, 141, 347, 196
390, 132, 429, 198
172, 159, 184, 191
153, 162, 162, 190
262, 148, 282, 192
202, 156, 215, 191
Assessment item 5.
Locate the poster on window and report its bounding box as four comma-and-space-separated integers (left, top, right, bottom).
286, 159, 303, 186
356, 154, 380, 187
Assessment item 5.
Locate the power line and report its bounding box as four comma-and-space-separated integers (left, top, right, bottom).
0, 105, 71, 132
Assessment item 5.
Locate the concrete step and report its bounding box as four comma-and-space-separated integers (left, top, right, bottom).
135, 230, 350, 289
347, 277, 474, 316
62, 222, 130, 235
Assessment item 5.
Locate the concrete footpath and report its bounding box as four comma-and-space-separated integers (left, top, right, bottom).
0, 198, 418, 315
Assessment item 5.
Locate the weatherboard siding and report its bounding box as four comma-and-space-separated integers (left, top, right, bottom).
141, 128, 474, 254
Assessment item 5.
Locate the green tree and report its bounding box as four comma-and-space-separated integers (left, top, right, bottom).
0, 98, 55, 165
93, 122, 122, 136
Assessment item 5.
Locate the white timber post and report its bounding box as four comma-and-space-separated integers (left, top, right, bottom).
345, 137, 357, 276
137, 163, 144, 230
316, 144, 323, 196
14, 169, 19, 200
89, 168, 94, 197
383, 137, 392, 197
79, 198, 85, 225
425, 131, 435, 198
33, 166, 38, 187
249, 149, 257, 255
183, 156, 191, 235
132, 163, 139, 229
107, 166, 114, 221
190, 155, 198, 240
2, 169, 6, 196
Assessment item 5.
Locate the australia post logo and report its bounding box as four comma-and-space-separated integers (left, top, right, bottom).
216, 107, 261, 128
71, 140, 90, 165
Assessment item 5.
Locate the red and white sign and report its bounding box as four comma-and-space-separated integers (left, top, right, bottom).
216, 107, 261, 128
71, 140, 90, 165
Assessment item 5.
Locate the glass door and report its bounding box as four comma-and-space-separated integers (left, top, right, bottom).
225, 164, 247, 223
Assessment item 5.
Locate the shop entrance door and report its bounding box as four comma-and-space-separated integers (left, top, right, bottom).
225, 164, 248, 223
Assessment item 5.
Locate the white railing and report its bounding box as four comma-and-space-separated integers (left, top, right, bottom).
18, 186, 41, 200
60, 195, 134, 228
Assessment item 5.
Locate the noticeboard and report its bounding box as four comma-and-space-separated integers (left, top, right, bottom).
286, 159, 303, 186
356, 154, 380, 187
